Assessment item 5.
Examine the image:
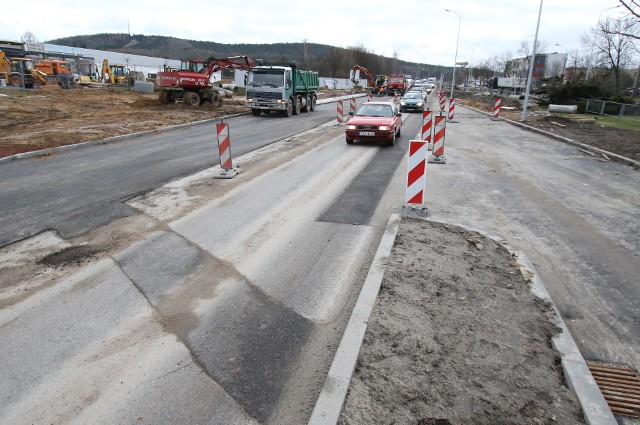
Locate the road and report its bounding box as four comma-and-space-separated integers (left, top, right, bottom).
0, 96, 638, 424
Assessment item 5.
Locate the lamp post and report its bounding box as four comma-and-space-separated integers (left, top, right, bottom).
521, 0, 544, 122
554, 43, 568, 82
468, 43, 479, 88
585, 5, 621, 82
444, 8, 461, 98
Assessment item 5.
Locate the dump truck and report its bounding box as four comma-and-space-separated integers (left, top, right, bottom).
245, 64, 319, 117
387, 74, 407, 96
35, 59, 74, 88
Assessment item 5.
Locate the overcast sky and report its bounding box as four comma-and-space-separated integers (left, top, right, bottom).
1, 0, 627, 67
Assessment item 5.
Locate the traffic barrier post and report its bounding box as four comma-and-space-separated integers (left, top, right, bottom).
367, 93, 373, 102
493, 97, 501, 120
422, 110, 433, 151
448, 98, 457, 123
337, 99, 344, 124
215, 121, 240, 178
405, 139, 428, 213
428, 115, 446, 164
439, 95, 445, 112
350, 97, 356, 115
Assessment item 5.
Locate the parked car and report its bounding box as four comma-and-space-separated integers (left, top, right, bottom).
345, 101, 402, 146
400, 91, 425, 113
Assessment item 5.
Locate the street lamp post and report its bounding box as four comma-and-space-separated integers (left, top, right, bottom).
521, 0, 544, 122
444, 8, 461, 98
585, 5, 621, 82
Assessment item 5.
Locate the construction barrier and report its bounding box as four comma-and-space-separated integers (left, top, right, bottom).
422, 110, 433, 148
493, 97, 501, 119
439, 95, 445, 111
367, 93, 373, 102
350, 97, 356, 115
405, 140, 428, 206
448, 98, 456, 122
215, 122, 240, 178
428, 115, 446, 164
394, 92, 398, 102
337, 99, 344, 124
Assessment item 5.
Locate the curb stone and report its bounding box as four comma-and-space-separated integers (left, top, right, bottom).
308, 214, 616, 425
461, 104, 640, 168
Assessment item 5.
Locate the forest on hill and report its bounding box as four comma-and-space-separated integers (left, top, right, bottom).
48, 33, 451, 79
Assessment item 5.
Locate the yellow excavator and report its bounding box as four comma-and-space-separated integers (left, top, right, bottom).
1, 50, 48, 88
101, 59, 129, 85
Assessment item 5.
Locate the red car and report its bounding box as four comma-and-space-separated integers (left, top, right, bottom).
345, 101, 402, 146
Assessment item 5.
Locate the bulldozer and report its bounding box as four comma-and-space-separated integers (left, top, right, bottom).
0, 51, 48, 88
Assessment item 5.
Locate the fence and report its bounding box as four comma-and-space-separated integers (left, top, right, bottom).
582, 98, 640, 119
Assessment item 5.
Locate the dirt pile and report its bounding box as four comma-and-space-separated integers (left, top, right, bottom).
339, 218, 585, 425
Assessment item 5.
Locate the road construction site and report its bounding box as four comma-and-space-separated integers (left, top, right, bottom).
0, 88, 639, 424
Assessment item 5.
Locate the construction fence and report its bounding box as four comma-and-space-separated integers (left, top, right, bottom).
582, 98, 640, 119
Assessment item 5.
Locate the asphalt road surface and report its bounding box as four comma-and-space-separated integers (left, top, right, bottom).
0, 98, 638, 424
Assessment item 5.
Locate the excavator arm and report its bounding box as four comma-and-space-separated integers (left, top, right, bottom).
203, 55, 256, 76
351, 65, 375, 88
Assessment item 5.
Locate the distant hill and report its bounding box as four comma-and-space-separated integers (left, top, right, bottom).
48, 33, 450, 79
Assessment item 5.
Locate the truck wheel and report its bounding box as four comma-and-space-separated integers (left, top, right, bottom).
292, 96, 301, 115
309, 95, 316, 111
211, 93, 222, 107
184, 92, 200, 107
9, 75, 22, 87
285, 101, 293, 117
159, 90, 170, 104
251, 108, 261, 116
301, 95, 310, 112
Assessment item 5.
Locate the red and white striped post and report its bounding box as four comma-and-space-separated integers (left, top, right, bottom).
367, 93, 373, 102
439, 95, 445, 112
448, 98, 456, 122
422, 110, 433, 150
405, 140, 428, 206
350, 97, 356, 115
215, 122, 240, 178
493, 97, 501, 119
394, 91, 398, 102
428, 116, 446, 164
337, 99, 344, 124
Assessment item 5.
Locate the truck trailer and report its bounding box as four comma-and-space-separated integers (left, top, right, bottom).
245, 64, 319, 117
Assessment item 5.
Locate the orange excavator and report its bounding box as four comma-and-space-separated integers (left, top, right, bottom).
351, 64, 376, 89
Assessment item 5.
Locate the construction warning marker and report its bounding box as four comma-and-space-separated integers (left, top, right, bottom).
214, 122, 240, 179
428, 115, 446, 164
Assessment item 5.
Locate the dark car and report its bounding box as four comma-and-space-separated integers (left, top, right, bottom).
400, 91, 425, 112
345, 101, 402, 146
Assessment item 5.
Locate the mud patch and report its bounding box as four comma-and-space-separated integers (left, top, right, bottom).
37, 245, 100, 266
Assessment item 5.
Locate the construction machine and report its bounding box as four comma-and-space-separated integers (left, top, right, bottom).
35, 59, 74, 88
350, 65, 376, 89
101, 59, 129, 85
0, 51, 48, 88
156, 55, 256, 107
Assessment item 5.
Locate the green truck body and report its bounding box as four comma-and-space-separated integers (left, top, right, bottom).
245, 65, 319, 117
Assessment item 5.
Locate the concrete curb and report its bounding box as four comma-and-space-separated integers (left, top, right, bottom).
461, 104, 640, 168
0, 94, 366, 164
308, 214, 402, 425
308, 215, 616, 425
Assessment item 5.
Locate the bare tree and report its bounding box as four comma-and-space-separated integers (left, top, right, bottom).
518, 38, 549, 57
606, 1, 640, 40
21, 31, 38, 47
584, 16, 639, 90
567, 48, 585, 83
